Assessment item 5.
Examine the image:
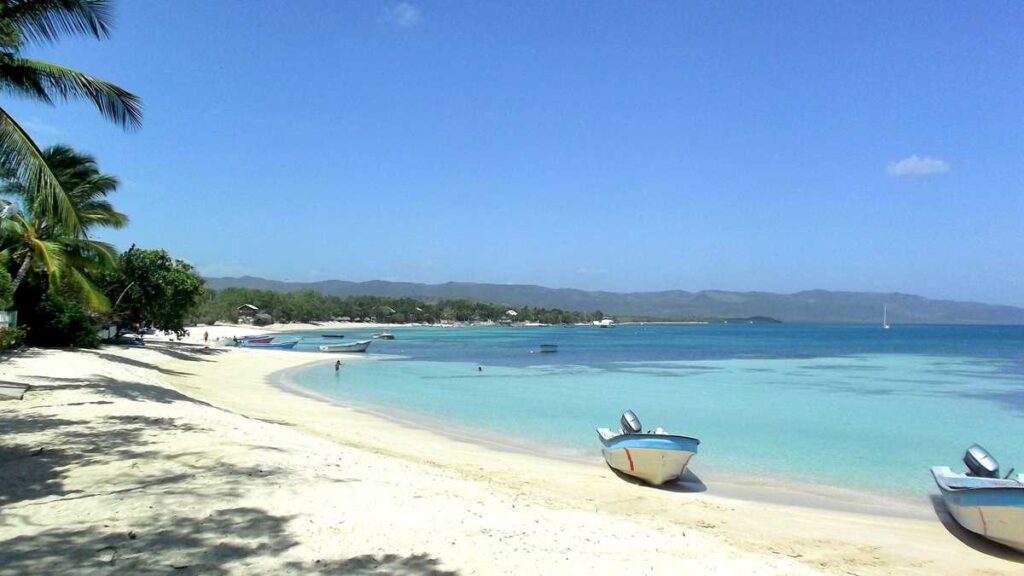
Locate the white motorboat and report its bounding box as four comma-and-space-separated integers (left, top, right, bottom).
597, 410, 700, 486
319, 340, 371, 353
932, 444, 1024, 552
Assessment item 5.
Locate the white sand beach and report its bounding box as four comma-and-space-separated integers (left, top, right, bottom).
150, 321, 402, 348
2, 343, 1022, 575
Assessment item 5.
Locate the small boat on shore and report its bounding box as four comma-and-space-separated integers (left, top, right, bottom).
238, 335, 274, 345
240, 339, 299, 350
319, 340, 371, 353
932, 444, 1024, 552
321, 334, 345, 339
539, 344, 558, 353
597, 410, 700, 486
372, 332, 395, 340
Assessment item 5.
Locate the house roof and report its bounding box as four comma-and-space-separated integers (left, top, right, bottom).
237, 304, 259, 311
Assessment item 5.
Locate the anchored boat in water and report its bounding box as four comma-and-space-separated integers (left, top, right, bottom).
932, 444, 1024, 552
319, 340, 371, 353
597, 410, 700, 486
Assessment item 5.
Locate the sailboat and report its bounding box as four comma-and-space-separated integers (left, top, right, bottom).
883, 305, 891, 330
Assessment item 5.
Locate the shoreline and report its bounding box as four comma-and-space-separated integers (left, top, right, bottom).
159, 349, 1024, 573
275, 359, 930, 520
4, 344, 1023, 574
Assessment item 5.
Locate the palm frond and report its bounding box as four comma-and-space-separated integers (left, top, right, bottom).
0, 106, 80, 232
27, 235, 62, 286
4, 57, 140, 128
65, 264, 109, 310
0, 52, 53, 102
0, 0, 112, 45
63, 235, 115, 268
76, 203, 127, 229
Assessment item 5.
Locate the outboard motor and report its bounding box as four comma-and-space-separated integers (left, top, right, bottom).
620, 410, 642, 435
964, 444, 1000, 478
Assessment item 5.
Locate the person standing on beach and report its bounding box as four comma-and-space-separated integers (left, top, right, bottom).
203, 331, 209, 343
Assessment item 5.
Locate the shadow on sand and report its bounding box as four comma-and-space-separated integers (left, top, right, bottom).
0, 506, 458, 575
1, 398, 457, 575
928, 495, 1024, 563
0, 411, 209, 507
606, 465, 708, 493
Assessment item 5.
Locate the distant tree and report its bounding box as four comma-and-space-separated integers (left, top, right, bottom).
105, 247, 204, 335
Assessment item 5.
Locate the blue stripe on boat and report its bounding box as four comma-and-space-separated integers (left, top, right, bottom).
600, 434, 700, 453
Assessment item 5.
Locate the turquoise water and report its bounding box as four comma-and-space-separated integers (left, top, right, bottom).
287, 324, 1024, 499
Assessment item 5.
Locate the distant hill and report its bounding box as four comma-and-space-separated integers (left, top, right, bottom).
204, 276, 1024, 324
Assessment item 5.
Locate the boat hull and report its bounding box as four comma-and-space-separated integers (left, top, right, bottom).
241, 340, 298, 349
319, 340, 371, 353
932, 467, 1024, 552
598, 432, 700, 486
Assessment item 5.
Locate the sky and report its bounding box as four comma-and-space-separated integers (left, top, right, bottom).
7, 1, 1024, 305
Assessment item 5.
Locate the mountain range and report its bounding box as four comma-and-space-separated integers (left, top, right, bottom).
204, 276, 1024, 325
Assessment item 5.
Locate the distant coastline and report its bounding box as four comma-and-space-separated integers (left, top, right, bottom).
205, 276, 1024, 325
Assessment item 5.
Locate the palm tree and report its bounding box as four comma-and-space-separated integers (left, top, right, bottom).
1, 144, 125, 308
0, 0, 141, 234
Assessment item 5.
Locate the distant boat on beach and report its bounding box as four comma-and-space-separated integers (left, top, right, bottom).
883, 305, 891, 329
238, 335, 275, 345
597, 410, 700, 486
932, 444, 1024, 552
373, 332, 395, 340
539, 344, 558, 353
240, 339, 299, 349
319, 340, 371, 353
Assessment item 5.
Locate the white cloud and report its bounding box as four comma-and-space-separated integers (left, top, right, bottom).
886, 155, 950, 177
21, 119, 63, 136
383, 2, 421, 28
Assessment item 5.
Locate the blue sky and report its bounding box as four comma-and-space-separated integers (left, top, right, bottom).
8, 1, 1024, 305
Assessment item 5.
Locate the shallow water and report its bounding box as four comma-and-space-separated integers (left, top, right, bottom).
286, 324, 1024, 500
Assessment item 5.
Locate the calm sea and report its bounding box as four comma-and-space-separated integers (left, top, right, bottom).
285, 324, 1024, 500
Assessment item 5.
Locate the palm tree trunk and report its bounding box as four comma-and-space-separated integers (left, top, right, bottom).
10, 255, 31, 295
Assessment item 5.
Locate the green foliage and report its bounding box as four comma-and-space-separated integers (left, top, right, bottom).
0, 0, 141, 235
1, 144, 123, 309
0, 260, 11, 308
0, 325, 23, 349
26, 291, 99, 347
195, 288, 605, 326
105, 247, 205, 335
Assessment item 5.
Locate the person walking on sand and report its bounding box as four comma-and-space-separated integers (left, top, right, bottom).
203, 331, 209, 343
